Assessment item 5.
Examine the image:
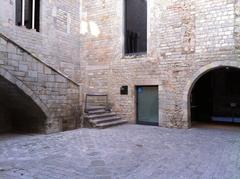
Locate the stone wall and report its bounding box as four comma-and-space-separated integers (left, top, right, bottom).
235, 0, 240, 56
0, 0, 237, 129
80, 0, 237, 128
0, 34, 81, 133
0, 0, 81, 82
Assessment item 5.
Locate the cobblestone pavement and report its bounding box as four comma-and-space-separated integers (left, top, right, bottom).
0, 124, 240, 179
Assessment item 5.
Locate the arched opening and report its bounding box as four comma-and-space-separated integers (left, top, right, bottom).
0, 75, 46, 134
190, 66, 240, 126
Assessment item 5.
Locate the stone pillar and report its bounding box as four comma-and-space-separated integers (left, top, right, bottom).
235, 0, 240, 58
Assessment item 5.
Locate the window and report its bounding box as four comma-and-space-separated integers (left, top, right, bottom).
16, 0, 40, 32
125, 0, 147, 55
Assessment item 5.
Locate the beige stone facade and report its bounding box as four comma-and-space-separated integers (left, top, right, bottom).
0, 0, 239, 132
0, 0, 82, 133
0, 34, 80, 133
80, 0, 237, 128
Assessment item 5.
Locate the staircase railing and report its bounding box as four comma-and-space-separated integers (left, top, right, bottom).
84, 94, 109, 113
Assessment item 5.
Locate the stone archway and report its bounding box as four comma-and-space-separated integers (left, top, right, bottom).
183, 61, 240, 128
0, 68, 48, 133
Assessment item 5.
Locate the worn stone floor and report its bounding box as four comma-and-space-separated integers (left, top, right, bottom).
0, 124, 240, 179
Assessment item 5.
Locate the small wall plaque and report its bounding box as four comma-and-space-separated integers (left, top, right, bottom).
120, 86, 128, 95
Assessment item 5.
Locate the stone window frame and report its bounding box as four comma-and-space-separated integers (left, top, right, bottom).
122, 0, 150, 58
15, 0, 41, 32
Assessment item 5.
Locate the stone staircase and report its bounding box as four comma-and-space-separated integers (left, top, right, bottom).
84, 94, 127, 128
85, 106, 128, 128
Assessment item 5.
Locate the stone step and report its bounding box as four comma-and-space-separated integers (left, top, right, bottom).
87, 109, 107, 115
86, 112, 117, 119
95, 119, 128, 129
90, 116, 121, 124
86, 106, 106, 111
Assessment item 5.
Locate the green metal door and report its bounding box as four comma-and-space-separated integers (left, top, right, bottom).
136, 86, 159, 125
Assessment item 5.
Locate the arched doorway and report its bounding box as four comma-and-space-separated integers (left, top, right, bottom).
190, 66, 240, 126
0, 75, 46, 134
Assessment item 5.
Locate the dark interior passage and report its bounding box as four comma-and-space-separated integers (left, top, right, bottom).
0, 76, 46, 134
191, 67, 240, 124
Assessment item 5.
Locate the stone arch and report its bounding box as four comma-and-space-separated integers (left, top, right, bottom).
183, 61, 240, 128
0, 67, 49, 133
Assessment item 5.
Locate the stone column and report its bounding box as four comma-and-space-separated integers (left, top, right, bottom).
235, 0, 240, 58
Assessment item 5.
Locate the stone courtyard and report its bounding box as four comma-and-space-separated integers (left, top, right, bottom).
0, 124, 240, 179
1, 0, 240, 178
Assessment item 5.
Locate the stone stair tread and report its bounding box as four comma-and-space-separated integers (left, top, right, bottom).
95, 119, 128, 128
84, 97, 127, 128
86, 106, 106, 111
90, 116, 121, 124
87, 112, 116, 119
87, 109, 107, 114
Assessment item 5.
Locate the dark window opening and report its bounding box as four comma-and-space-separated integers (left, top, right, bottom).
125, 0, 147, 54
35, 0, 40, 32
15, 0, 22, 26
25, 0, 33, 29
15, 0, 40, 32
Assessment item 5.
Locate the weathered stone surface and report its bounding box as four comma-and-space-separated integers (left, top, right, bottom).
0, 35, 81, 133
0, 124, 240, 178
0, 0, 81, 82
0, 0, 240, 129
79, 0, 238, 128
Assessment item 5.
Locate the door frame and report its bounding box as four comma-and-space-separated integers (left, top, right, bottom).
135, 85, 159, 126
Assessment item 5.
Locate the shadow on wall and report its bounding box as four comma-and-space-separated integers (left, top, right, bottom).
0, 75, 46, 134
